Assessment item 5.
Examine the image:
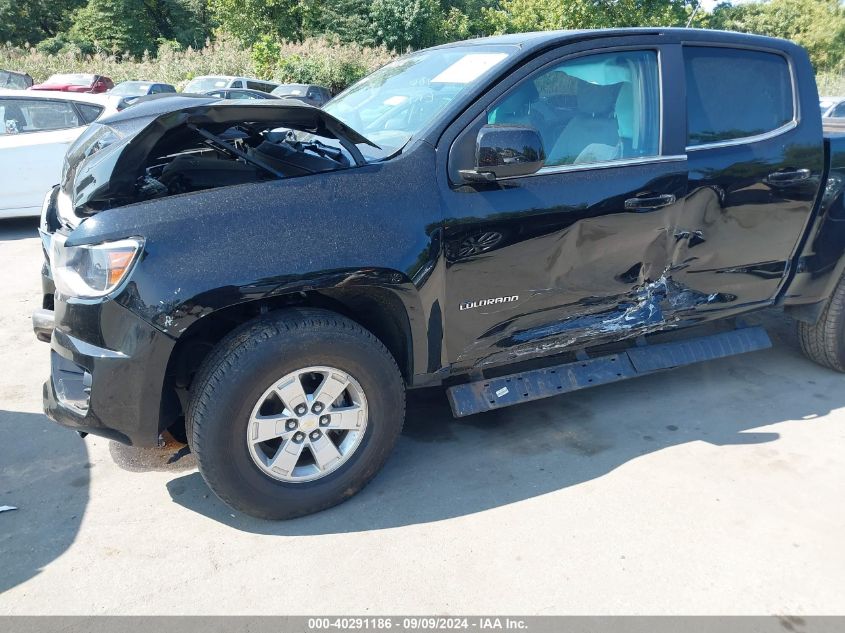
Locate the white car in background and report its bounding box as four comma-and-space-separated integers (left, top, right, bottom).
0, 90, 118, 219
183, 75, 279, 94
820, 95, 845, 118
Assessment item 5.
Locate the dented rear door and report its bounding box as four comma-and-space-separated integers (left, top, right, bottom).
674, 40, 825, 313
442, 39, 694, 371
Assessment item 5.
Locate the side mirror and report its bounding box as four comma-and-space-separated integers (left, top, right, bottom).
460, 125, 545, 183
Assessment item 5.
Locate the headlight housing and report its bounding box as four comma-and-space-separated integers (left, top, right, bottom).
61, 124, 125, 189
52, 236, 144, 299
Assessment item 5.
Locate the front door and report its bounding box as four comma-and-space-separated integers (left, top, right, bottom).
441, 42, 693, 372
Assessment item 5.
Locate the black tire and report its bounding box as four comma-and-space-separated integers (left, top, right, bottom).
798, 272, 845, 372
187, 307, 405, 519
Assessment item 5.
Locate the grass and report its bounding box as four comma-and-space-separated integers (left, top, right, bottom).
1, 36, 396, 93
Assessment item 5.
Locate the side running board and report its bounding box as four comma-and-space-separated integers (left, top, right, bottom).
446, 326, 772, 418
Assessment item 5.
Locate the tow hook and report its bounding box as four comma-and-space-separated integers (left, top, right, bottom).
32, 308, 55, 343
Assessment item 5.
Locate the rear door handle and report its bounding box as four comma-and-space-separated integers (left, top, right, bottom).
766, 168, 811, 185
624, 193, 676, 212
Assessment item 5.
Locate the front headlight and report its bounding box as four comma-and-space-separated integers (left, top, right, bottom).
52, 236, 144, 299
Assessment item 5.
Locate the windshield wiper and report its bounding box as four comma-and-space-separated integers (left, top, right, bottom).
187, 124, 287, 179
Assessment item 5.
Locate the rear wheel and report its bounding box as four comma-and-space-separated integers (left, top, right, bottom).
798, 272, 845, 372
188, 308, 405, 519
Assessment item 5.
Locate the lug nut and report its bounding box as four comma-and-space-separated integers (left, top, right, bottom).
295, 404, 307, 416
312, 402, 324, 414
286, 419, 297, 430
310, 430, 321, 440
319, 415, 330, 426
293, 432, 305, 443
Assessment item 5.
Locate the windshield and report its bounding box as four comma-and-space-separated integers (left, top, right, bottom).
184, 77, 231, 93
0, 71, 30, 89
46, 73, 94, 86
111, 82, 150, 96
324, 45, 515, 158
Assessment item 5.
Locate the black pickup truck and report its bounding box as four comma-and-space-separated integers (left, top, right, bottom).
34, 28, 845, 519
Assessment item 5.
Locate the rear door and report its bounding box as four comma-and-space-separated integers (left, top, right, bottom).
675, 41, 825, 312
0, 98, 86, 216
440, 37, 691, 371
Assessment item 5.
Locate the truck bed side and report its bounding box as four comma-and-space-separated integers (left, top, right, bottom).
783, 130, 845, 320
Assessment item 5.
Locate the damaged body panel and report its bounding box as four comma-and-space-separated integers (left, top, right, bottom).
439, 32, 826, 371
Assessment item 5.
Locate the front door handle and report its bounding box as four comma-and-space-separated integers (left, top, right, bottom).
624, 193, 676, 212
766, 168, 811, 186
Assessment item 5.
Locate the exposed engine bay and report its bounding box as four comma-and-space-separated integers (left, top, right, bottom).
59, 99, 377, 221
137, 126, 353, 201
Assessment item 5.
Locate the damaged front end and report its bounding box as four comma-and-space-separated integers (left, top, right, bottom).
56, 96, 379, 226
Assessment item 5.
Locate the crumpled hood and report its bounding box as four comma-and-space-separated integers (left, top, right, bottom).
62, 97, 375, 218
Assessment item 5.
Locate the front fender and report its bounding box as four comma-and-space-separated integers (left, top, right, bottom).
67, 142, 444, 380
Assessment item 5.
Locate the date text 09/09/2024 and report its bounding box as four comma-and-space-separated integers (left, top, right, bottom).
307, 617, 528, 630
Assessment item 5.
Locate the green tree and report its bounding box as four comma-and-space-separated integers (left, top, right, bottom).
485, 0, 693, 33
68, 0, 158, 55
710, 0, 845, 71
438, 6, 473, 43
208, 0, 306, 46
369, 0, 442, 51
450, 0, 499, 38
0, 0, 85, 46
65, 0, 209, 56
251, 34, 282, 77
315, 0, 374, 44
167, 0, 213, 49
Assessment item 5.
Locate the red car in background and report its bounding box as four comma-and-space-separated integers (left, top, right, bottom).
29, 73, 114, 93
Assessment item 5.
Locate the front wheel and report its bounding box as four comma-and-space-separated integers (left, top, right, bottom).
188, 308, 405, 519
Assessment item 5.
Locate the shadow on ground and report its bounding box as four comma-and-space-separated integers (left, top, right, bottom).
0, 218, 40, 241
155, 310, 845, 535
0, 409, 89, 593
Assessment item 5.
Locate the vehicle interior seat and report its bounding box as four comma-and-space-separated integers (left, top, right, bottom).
615, 80, 635, 156
487, 80, 547, 145
546, 77, 623, 166
1, 103, 27, 133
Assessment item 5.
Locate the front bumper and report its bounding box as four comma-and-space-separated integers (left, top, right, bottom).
39, 297, 177, 447
36, 185, 177, 446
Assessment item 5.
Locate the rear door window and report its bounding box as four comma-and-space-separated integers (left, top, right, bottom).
75, 103, 104, 124
247, 81, 275, 93
0, 99, 83, 134
684, 47, 794, 147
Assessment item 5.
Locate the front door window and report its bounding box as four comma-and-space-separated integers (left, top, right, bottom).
488, 50, 661, 167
